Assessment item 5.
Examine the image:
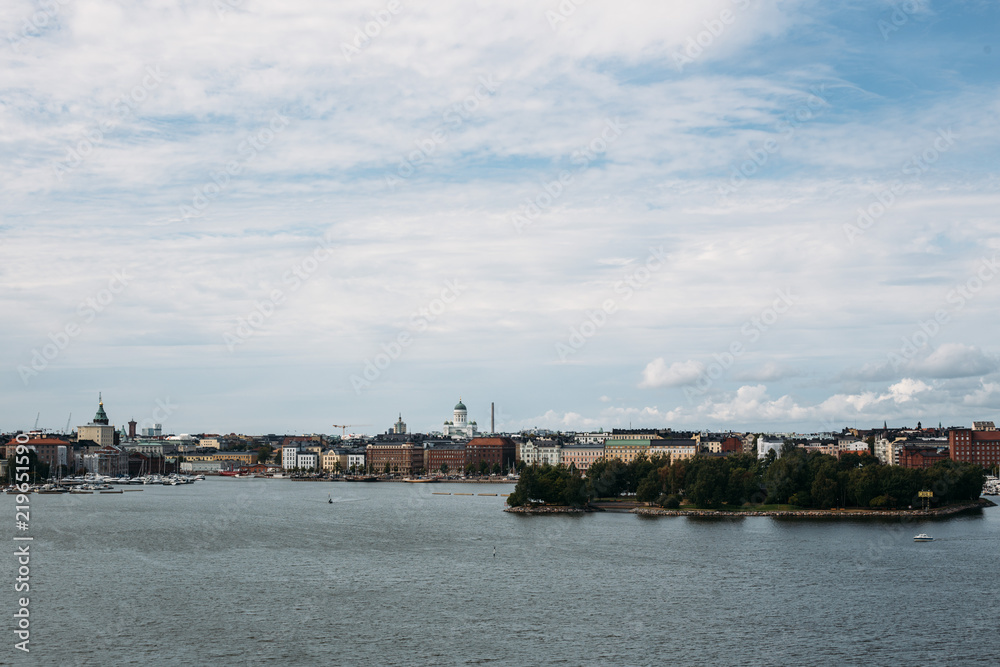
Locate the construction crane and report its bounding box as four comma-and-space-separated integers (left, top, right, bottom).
332, 424, 371, 437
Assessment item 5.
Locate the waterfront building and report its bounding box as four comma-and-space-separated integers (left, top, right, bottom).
77, 394, 116, 447
465, 437, 516, 471
347, 450, 366, 472
12, 436, 72, 472
321, 448, 346, 472
366, 441, 424, 475
296, 452, 319, 470
180, 460, 222, 474
424, 441, 465, 474
649, 439, 699, 463
281, 446, 299, 470
519, 439, 562, 466
442, 399, 479, 439
214, 451, 258, 465
949, 426, 1000, 468
560, 444, 604, 472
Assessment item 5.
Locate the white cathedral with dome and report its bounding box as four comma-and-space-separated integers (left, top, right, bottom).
442, 398, 478, 439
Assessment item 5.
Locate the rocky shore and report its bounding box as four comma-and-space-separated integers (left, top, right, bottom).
632, 498, 995, 518
503, 505, 592, 514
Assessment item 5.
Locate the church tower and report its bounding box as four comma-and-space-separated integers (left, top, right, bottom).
94, 393, 110, 425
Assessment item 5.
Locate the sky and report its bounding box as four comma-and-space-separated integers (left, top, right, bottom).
2, 0, 999, 436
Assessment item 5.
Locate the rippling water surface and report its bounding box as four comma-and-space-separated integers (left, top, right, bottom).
5, 479, 999, 665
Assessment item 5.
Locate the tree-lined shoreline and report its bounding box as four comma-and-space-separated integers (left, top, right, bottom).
506, 447, 987, 513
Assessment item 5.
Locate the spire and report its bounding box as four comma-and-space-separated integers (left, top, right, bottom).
93, 394, 109, 425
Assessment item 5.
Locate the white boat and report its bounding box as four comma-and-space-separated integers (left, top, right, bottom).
913, 534, 934, 542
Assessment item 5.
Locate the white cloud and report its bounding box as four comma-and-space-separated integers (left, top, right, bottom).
844, 344, 999, 382
3, 1, 1000, 433
639, 358, 705, 388
963, 380, 1000, 408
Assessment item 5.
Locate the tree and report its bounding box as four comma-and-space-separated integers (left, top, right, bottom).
383, 462, 391, 476
440, 463, 449, 475
636, 473, 661, 503
257, 444, 272, 464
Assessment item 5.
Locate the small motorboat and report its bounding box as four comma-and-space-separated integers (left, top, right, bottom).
913, 534, 934, 542
328, 494, 333, 504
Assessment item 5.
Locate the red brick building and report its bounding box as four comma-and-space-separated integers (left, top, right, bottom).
425, 442, 465, 474
721, 436, 743, 454
949, 428, 1000, 468
899, 445, 949, 469
8, 437, 74, 472
366, 442, 424, 475
464, 437, 516, 472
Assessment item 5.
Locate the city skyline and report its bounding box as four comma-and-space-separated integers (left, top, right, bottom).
3, 391, 976, 438
3, 1, 999, 434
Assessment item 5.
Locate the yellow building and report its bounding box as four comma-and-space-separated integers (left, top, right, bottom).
321, 449, 347, 472
603, 438, 651, 464
213, 451, 258, 465
649, 439, 699, 463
